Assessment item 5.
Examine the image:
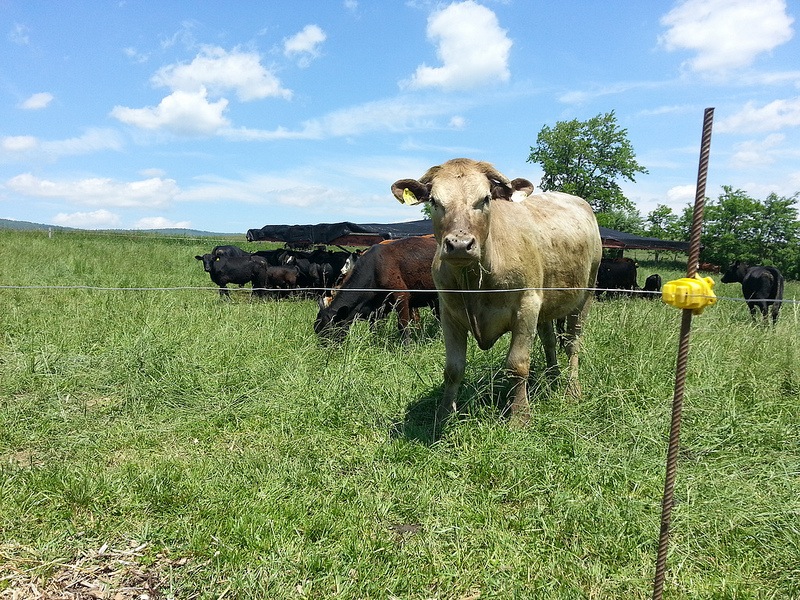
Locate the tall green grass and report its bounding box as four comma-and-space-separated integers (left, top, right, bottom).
1, 230, 798, 599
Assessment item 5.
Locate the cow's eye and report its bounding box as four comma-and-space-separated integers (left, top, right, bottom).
475, 195, 490, 209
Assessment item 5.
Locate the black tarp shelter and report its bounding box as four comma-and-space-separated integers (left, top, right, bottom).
245, 219, 689, 252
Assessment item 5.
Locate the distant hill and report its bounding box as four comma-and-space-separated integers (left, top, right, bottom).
0, 218, 239, 238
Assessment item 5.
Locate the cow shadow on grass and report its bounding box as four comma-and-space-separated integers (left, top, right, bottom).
390, 371, 552, 445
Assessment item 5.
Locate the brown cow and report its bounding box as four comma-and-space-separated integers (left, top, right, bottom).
314, 235, 439, 342
392, 158, 601, 424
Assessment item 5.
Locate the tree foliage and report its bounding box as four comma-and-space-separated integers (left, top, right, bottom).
645, 187, 800, 279
527, 111, 648, 218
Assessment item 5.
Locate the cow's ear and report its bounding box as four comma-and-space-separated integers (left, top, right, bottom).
195, 255, 203, 260
490, 177, 535, 202
489, 179, 514, 201
391, 179, 430, 205
510, 178, 534, 199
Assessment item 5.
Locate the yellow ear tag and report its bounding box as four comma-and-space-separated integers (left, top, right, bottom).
402, 188, 419, 205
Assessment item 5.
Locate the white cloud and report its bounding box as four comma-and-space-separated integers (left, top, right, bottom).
111, 88, 230, 136
6, 173, 180, 208
402, 0, 512, 91
8, 23, 29, 45
659, 0, 794, 73
717, 97, 800, 133
52, 209, 121, 229
283, 25, 326, 67
20, 92, 53, 110
666, 184, 696, 205
449, 115, 466, 129
134, 216, 192, 229
152, 46, 291, 101
1, 129, 122, 159
2, 136, 38, 152
730, 133, 786, 168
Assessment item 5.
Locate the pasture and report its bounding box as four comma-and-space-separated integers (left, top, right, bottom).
1, 230, 798, 599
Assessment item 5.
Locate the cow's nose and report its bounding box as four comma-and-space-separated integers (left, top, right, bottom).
444, 233, 476, 255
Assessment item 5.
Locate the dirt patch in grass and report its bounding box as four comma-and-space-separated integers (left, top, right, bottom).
0, 541, 198, 599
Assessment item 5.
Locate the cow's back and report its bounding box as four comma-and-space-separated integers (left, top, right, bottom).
462, 191, 599, 315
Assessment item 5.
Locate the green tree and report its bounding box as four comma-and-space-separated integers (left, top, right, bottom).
527, 111, 648, 220
645, 204, 680, 239
699, 186, 800, 278
596, 207, 644, 234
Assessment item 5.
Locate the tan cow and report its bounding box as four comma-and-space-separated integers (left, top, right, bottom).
391, 158, 602, 424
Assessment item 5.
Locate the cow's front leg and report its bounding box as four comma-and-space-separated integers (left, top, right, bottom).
505, 324, 535, 425
438, 309, 468, 424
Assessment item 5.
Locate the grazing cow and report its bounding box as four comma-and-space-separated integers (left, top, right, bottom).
642, 273, 662, 299
195, 252, 269, 298
314, 235, 439, 342
697, 261, 721, 273
721, 261, 784, 324
596, 257, 638, 298
392, 158, 601, 423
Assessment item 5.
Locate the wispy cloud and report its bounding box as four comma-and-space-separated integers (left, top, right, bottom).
559, 81, 667, 105
730, 133, 786, 168
52, 209, 121, 228
221, 95, 471, 141
401, 0, 511, 91
8, 23, 29, 45
6, 173, 179, 208
717, 97, 800, 133
1, 129, 123, 160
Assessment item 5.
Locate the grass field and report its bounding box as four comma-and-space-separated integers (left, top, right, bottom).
1, 229, 798, 599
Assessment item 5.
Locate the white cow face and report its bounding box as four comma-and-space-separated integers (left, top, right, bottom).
391, 158, 533, 267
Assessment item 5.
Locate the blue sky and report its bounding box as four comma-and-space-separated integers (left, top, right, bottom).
1, 0, 799, 233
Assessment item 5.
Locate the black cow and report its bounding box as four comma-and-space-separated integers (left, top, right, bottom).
209, 245, 251, 259
642, 273, 662, 299
195, 252, 269, 299
314, 236, 439, 343
280, 248, 350, 294
253, 248, 287, 266
264, 265, 300, 297
596, 257, 638, 298
721, 261, 784, 324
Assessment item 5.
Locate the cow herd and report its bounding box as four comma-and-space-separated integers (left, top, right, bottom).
194, 157, 787, 424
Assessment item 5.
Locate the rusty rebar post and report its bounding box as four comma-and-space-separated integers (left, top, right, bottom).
652, 107, 714, 600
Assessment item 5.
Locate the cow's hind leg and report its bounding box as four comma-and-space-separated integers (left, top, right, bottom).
562, 302, 589, 398
771, 302, 780, 325
537, 320, 560, 387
